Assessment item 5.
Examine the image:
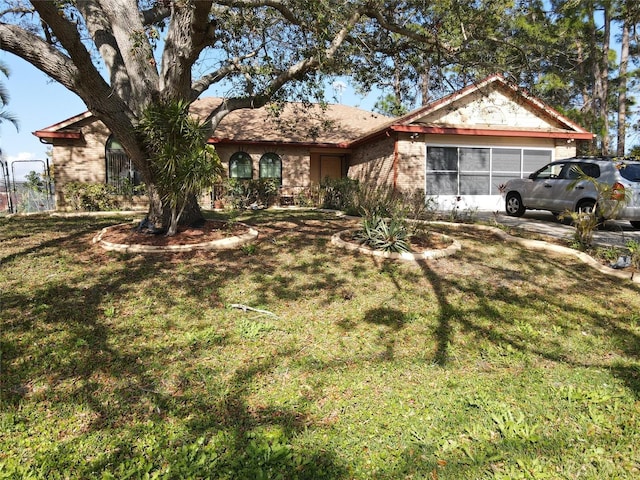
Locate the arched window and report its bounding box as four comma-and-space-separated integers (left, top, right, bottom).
229, 152, 253, 179
259, 153, 282, 185
105, 136, 142, 194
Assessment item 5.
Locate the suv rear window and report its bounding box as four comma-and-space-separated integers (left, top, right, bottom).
619, 163, 640, 182
565, 162, 600, 179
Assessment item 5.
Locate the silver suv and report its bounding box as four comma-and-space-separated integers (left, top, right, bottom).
503, 157, 640, 229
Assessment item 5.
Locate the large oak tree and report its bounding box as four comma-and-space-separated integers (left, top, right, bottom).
0, 0, 452, 228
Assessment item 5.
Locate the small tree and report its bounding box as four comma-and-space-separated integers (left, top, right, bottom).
138, 100, 223, 236
560, 164, 630, 248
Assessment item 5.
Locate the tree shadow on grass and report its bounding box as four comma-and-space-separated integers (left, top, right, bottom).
413, 237, 640, 397
1, 212, 358, 478
4, 212, 640, 477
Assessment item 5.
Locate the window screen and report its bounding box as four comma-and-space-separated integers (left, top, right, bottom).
427, 147, 458, 171
426, 172, 458, 195
426, 146, 552, 196
460, 148, 489, 172
229, 152, 253, 179
492, 148, 521, 173
523, 150, 552, 176
460, 173, 490, 195
259, 153, 282, 184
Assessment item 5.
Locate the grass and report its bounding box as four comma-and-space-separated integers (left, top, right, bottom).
1, 210, 640, 479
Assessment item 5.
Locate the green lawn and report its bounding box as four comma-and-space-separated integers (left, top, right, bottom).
1, 210, 640, 479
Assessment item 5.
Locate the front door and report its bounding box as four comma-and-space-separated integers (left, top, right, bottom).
310, 155, 344, 184
320, 155, 342, 180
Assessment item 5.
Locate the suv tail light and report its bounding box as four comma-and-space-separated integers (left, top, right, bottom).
612, 182, 626, 201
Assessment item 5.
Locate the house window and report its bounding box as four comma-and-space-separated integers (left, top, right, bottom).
259, 153, 282, 184
426, 146, 552, 195
105, 136, 142, 194
229, 152, 253, 179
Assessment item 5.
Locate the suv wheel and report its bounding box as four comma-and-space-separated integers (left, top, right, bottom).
505, 192, 525, 217
576, 199, 604, 227
576, 199, 596, 214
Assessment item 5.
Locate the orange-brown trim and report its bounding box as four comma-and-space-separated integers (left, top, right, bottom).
208, 137, 352, 149
389, 125, 594, 140
33, 130, 83, 140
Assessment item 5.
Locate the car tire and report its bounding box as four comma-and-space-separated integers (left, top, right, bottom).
576, 199, 604, 227
505, 192, 525, 217
630, 221, 640, 229
576, 199, 595, 213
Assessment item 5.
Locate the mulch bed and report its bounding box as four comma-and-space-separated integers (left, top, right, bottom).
99, 220, 249, 247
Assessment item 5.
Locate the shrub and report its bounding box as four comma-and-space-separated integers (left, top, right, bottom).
62, 182, 120, 211
627, 239, 640, 271
226, 178, 279, 209
560, 166, 630, 249
560, 210, 599, 250
355, 183, 403, 219
402, 189, 438, 221
320, 177, 359, 213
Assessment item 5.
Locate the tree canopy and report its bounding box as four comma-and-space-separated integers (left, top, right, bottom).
0, 1, 638, 227
0, 0, 462, 227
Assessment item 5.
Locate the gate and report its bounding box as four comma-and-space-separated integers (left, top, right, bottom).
0, 158, 54, 214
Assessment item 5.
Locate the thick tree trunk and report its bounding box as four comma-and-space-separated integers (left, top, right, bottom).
177, 194, 206, 226
142, 184, 204, 234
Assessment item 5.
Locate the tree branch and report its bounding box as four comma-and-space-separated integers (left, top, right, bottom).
216, 0, 301, 25
363, 7, 456, 56
141, 1, 171, 25
190, 42, 263, 98
0, 21, 97, 101
203, 7, 362, 127
160, 0, 214, 98
92, 0, 160, 111
74, 1, 133, 105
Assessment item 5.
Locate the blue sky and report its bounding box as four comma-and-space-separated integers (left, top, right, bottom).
1, 53, 86, 181
0, 53, 377, 182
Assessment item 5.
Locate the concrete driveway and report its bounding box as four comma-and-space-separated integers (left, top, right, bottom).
478, 211, 640, 248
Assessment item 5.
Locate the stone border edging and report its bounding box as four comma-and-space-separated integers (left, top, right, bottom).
428, 221, 639, 284
92, 222, 258, 253
331, 229, 462, 262
52, 210, 146, 218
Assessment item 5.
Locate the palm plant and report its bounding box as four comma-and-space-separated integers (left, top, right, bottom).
560, 164, 631, 248
0, 60, 19, 132
138, 100, 223, 236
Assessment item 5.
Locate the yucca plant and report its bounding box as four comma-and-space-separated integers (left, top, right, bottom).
355, 215, 410, 253
560, 165, 631, 249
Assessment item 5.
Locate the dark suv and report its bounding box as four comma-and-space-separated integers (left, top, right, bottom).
503, 157, 640, 229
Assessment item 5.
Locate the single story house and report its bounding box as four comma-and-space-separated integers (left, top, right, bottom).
34, 74, 593, 211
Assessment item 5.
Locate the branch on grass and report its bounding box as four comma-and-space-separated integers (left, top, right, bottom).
229, 303, 277, 317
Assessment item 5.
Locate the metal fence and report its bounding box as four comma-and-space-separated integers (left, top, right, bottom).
0, 159, 54, 215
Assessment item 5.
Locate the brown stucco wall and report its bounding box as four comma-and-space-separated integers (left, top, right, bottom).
396, 135, 426, 193
52, 123, 317, 209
